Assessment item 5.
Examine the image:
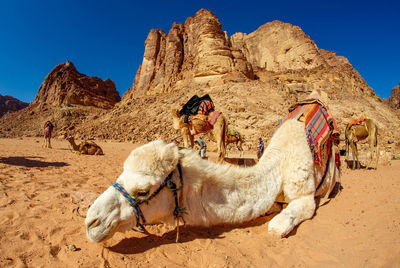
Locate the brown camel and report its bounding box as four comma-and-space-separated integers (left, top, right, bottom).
171, 108, 228, 162
208, 127, 244, 157
66, 136, 104, 155
226, 127, 244, 155
345, 118, 378, 169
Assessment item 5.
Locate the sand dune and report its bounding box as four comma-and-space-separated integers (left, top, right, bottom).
0, 137, 399, 267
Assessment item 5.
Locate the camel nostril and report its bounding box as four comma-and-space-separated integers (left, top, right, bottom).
87, 218, 101, 229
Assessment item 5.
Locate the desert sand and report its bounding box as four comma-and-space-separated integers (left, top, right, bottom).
0, 137, 399, 268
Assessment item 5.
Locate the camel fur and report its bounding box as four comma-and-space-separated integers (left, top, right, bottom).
171, 108, 228, 162
345, 117, 378, 169
66, 136, 104, 155
85, 119, 339, 243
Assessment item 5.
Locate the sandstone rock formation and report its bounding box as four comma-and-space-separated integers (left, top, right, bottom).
32, 61, 120, 109
126, 9, 253, 98
388, 83, 400, 109
1, 9, 399, 157
230, 20, 374, 97
231, 21, 326, 71
0, 61, 120, 138
0, 94, 28, 117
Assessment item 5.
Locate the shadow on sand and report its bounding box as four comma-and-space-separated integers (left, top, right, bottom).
344, 159, 366, 169
0, 156, 69, 168
224, 157, 257, 167
107, 214, 275, 254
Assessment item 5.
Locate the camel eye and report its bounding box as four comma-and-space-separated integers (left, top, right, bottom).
137, 190, 149, 197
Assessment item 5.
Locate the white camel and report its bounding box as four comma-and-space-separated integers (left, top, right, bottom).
85, 119, 339, 243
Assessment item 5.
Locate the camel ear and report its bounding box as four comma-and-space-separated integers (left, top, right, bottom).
171, 108, 180, 117
160, 142, 180, 172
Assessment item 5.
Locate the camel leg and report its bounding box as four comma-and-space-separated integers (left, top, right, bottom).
354, 143, 360, 169
181, 129, 194, 148
349, 141, 358, 169
367, 133, 379, 170
268, 194, 316, 237
216, 137, 226, 163
238, 142, 244, 158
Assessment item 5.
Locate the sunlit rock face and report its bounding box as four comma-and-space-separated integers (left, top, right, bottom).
388, 83, 400, 109
127, 9, 253, 97
33, 61, 120, 109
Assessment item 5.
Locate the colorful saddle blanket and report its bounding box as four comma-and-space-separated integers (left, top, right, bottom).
347, 116, 366, 130
277, 98, 339, 166
198, 99, 215, 115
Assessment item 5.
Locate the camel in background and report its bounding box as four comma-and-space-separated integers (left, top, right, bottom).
171, 108, 228, 162
66, 136, 104, 155
43, 121, 54, 148
345, 117, 378, 169
208, 127, 245, 157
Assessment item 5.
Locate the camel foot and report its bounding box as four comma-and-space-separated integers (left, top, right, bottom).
268, 195, 315, 238
268, 213, 294, 238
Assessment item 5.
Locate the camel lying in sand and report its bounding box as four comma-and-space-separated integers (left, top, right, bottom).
85, 118, 340, 243
345, 117, 378, 169
171, 108, 228, 162
66, 136, 104, 155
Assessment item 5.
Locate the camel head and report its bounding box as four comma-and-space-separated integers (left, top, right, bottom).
171, 108, 184, 130
85, 140, 180, 242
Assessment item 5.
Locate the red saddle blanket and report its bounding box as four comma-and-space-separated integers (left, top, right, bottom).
277, 98, 339, 166
347, 116, 366, 130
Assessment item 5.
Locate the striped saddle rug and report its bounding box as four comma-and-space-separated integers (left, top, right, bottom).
278, 98, 339, 166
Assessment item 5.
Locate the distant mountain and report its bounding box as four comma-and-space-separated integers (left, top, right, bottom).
0, 61, 120, 137
32, 61, 120, 109
0, 94, 28, 117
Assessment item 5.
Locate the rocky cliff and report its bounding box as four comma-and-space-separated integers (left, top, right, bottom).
0, 61, 120, 137
0, 94, 28, 117
388, 83, 400, 109
1, 9, 399, 156
77, 9, 398, 154
32, 61, 120, 109
125, 9, 253, 98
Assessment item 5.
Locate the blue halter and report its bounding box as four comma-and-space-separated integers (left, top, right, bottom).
112, 163, 184, 232
113, 182, 147, 231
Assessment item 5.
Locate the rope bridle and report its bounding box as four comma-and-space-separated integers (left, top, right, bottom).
112, 162, 185, 242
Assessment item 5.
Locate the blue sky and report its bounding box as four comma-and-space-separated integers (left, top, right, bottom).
0, 0, 399, 103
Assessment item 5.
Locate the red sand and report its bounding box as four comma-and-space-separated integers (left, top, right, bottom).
0, 137, 399, 267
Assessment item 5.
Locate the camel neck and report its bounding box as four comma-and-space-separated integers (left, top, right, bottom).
68, 139, 79, 151
180, 150, 282, 226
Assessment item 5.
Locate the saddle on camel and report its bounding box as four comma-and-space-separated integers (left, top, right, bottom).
277, 91, 340, 200
179, 94, 221, 135
345, 115, 379, 169
173, 94, 228, 162
43, 120, 54, 148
